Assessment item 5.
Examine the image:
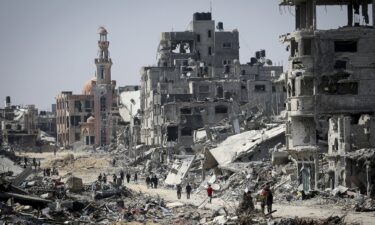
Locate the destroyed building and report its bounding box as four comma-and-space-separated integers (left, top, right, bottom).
37, 106, 57, 138
280, 0, 375, 194
140, 12, 285, 154
56, 27, 118, 148
0, 96, 39, 147
118, 85, 142, 153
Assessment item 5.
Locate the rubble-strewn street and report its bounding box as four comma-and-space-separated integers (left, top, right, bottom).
2, 0, 375, 224
1, 148, 375, 224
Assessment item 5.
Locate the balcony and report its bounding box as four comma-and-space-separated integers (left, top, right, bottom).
288, 96, 315, 116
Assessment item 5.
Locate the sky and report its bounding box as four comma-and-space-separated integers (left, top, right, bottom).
0, 0, 368, 111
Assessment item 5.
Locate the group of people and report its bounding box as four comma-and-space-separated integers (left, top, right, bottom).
32, 158, 41, 170
260, 185, 273, 215
125, 172, 138, 183
97, 173, 108, 183
22, 157, 41, 170
43, 167, 58, 177
145, 175, 159, 188
97, 170, 139, 185
176, 183, 192, 199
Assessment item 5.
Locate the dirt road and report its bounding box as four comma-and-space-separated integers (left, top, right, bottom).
19, 151, 375, 224
126, 183, 375, 225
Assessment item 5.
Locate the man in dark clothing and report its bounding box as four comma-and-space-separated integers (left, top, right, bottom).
103, 173, 107, 184
120, 170, 124, 184
33, 158, 37, 170
126, 173, 131, 183
120, 170, 124, 180
265, 186, 273, 214
207, 184, 213, 203
24, 157, 28, 167
113, 174, 117, 183
134, 172, 138, 183
151, 175, 158, 188
186, 183, 192, 199
261, 186, 273, 214
112, 158, 116, 167
154, 176, 158, 188
98, 173, 102, 182
176, 184, 182, 199
146, 176, 151, 188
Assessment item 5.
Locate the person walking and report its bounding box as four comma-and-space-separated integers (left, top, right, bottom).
98, 173, 102, 182
126, 173, 131, 183
120, 170, 124, 184
260, 186, 270, 214
38, 160, 41, 170
33, 158, 37, 170
176, 184, 182, 199
146, 176, 151, 188
186, 183, 192, 199
113, 174, 117, 183
207, 184, 213, 203
24, 157, 28, 167
265, 186, 273, 214
154, 175, 158, 189
150, 175, 155, 188
103, 173, 107, 184
134, 172, 138, 183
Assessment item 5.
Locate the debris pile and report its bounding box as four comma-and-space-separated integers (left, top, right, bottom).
275, 216, 355, 225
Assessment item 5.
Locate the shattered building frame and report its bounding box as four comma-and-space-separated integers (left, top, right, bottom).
0, 97, 39, 148
140, 12, 285, 156
280, 0, 375, 195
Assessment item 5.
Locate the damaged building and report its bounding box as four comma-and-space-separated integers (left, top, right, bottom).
37, 105, 57, 138
118, 85, 142, 153
140, 12, 285, 155
0, 96, 39, 147
56, 27, 118, 148
280, 0, 375, 194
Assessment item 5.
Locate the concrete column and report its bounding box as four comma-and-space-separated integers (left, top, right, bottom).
306, 0, 314, 29
295, 5, 301, 30
348, 4, 353, 26
312, 0, 317, 29
373, 0, 375, 28
314, 153, 319, 190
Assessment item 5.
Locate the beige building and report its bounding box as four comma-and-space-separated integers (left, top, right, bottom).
56, 27, 117, 148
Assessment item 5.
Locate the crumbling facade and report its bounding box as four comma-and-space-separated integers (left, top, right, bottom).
280, 0, 375, 193
0, 96, 39, 147
140, 12, 284, 154
118, 85, 142, 152
56, 27, 117, 148
327, 115, 375, 196
38, 108, 56, 138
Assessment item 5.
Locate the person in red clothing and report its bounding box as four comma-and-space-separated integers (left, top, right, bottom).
207, 184, 213, 203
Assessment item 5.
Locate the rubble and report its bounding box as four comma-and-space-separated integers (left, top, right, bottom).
2, 1, 375, 225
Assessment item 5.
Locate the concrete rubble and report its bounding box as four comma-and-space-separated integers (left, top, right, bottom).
1, 1, 375, 224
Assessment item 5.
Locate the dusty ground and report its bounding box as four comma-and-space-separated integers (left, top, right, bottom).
18, 150, 375, 225
126, 183, 375, 225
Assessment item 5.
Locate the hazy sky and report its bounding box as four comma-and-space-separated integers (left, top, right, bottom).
0, 0, 367, 110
